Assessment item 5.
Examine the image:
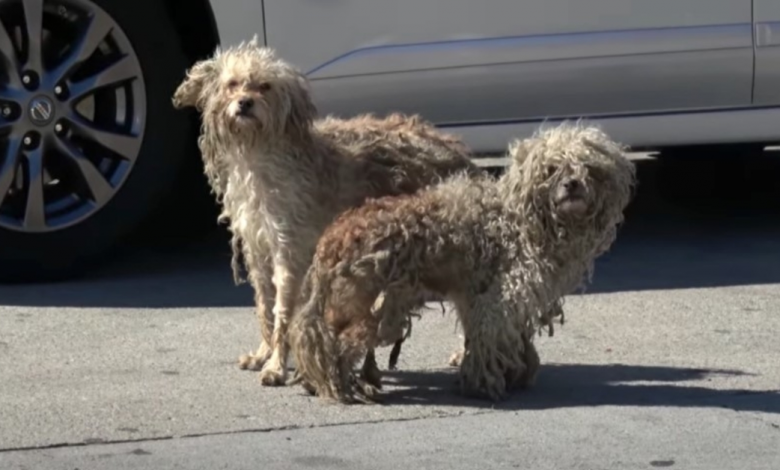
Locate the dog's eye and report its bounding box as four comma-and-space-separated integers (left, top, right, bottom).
546, 165, 557, 177
226, 79, 239, 89
258, 82, 271, 92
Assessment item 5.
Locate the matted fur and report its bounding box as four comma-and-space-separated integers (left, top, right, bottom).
289, 122, 636, 403
171, 36, 481, 385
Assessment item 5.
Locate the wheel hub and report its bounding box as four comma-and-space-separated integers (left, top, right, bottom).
27, 95, 56, 127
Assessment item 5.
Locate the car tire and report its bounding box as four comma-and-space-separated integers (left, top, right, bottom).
0, 0, 198, 283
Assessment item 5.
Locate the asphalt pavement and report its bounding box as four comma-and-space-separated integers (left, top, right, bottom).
1, 153, 779, 469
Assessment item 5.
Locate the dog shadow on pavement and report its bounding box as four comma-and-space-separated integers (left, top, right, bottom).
379, 363, 780, 414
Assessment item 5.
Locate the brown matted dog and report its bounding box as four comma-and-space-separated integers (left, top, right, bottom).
171, 36, 483, 386
288, 123, 636, 403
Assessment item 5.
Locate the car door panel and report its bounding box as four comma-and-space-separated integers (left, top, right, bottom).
263, 0, 753, 123
311, 28, 752, 125
753, 1, 780, 105
208, 0, 266, 50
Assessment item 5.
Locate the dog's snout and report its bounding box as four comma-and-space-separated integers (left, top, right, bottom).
238, 97, 254, 113
564, 179, 580, 192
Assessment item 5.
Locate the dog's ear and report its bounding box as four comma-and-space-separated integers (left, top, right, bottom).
172, 58, 219, 111
283, 72, 318, 138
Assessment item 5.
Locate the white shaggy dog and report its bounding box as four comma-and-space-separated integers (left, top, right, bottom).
171, 37, 481, 385
289, 123, 636, 403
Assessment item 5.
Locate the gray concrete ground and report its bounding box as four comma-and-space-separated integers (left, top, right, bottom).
1, 154, 780, 469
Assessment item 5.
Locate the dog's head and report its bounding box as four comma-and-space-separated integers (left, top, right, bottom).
504, 122, 636, 247
172, 36, 317, 145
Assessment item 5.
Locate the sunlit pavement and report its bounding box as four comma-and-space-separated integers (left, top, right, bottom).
1, 154, 779, 469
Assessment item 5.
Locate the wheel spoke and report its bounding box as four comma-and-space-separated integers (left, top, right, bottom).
0, 86, 24, 102
0, 20, 21, 88
51, 135, 113, 204
21, 0, 44, 72
0, 18, 16, 62
0, 120, 13, 135
68, 55, 137, 102
23, 146, 46, 230
0, 137, 22, 208
67, 115, 141, 161
52, 9, 114, 84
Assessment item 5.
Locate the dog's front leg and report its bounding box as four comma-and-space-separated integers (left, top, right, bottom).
238, 256, 276, 371
258, 261, 301, 386
456, 293, 516, 401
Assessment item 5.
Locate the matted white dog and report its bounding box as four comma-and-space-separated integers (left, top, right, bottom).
172, 37, 481, 385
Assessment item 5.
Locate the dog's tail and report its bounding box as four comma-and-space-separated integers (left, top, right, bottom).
289, 263, 351, 402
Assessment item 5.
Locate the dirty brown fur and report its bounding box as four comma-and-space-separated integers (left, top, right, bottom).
171, 36, 481, 385
289, 122, 636, 403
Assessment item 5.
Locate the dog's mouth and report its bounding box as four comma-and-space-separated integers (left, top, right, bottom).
554, 191, 588, 215
556, 196, 587, 214
230, 112, 264, 133
234, 109, 257, 120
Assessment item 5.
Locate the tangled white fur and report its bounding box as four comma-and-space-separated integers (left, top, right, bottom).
289, 122, 636, 403
171, 36, 481, 386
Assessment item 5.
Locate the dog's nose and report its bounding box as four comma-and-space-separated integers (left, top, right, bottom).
564, 179, 580, 192
238, 98, 254, 113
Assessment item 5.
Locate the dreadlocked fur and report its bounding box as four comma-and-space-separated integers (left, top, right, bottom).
288, 122, 636, 403
171, 36, 482, 386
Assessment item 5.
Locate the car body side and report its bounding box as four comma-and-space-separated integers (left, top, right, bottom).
2, 0, 773, 282
205, 0, 780, 154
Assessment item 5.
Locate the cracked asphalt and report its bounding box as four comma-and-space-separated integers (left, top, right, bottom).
1, 154, 780, 469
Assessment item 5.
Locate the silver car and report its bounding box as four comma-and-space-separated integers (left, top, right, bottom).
1, 0, 776, 281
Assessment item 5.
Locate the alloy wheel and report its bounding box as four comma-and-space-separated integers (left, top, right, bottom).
0, 0, 145, 232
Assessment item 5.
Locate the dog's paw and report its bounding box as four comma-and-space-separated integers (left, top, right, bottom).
448, 350, 464, 367
458, 363, 508, 402
515, 363, 539, 390
238, 353, 267, 371
300, 380, 317, 396
354, 379, 383, 404
360, 364, 383, 390
285, 369, 304, 386
238, 343, 272, 371
258, 365, 287, 386
520, 347, 540, 389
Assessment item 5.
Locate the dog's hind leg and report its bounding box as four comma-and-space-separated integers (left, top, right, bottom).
371, 286, 418, 375
387, 339, 404, 370
361, 349, 383, 390
259, 261, 302, 386
388, 310, 418, 370
239, 257, 276, 371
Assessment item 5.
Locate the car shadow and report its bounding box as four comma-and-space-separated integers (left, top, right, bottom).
378, 363, 780, 414
0, 229, 256, 309
2, 151, 780, 308
585, 150, 780, 294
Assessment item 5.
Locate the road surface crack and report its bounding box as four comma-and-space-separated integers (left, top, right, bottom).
0, 408, 487, 453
